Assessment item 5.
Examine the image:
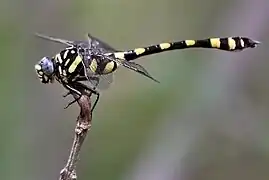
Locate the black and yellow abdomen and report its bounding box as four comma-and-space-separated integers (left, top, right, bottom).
89, 58, 118, 75
112, 36, 259, 61
184, 37, 252, 51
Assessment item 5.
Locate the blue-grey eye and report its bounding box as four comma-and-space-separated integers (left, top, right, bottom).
35, 57, 55, 83
38, 57, 54, 75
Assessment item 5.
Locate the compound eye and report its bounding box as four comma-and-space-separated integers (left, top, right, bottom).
35, 56, 55, 84
39, 57, 54, 75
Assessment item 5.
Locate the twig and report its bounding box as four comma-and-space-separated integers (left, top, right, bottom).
59, 93, 92, 180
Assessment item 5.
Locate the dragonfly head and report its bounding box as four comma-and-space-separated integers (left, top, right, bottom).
35, 56, 55, 84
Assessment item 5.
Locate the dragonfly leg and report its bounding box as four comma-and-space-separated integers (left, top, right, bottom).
64, 97, 80, 109
91, 91, 100, 114
62, 83, 82, 109
61, 79, 101, 113
72, 81, 100, 114
62, 91, 72, 98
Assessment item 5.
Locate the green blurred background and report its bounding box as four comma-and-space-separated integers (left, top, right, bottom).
0, 0, 268, 180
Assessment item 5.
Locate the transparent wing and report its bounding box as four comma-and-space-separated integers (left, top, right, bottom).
125, 61, 160, 83
74, 73, 113, 91
35, 33, 74, 46
87, 33, 117, 52
88, 74, 113, 91
35, 32, 118, 52
106, 55, 160, 83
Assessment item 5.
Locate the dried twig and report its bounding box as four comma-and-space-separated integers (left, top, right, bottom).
59, 93, 92, 180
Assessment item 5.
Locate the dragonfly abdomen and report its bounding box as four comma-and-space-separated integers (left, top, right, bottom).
184, 37, 258, 51
89, 58, 118, 75
113, 37, 259, 61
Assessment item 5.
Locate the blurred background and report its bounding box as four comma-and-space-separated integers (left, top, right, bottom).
0, 0, 268, 180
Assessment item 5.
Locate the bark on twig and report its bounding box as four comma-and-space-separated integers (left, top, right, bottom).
59, 94, 92, 180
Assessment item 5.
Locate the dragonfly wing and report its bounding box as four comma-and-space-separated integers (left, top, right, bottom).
87, 33, 117, 52
87, 74, 113, 90
74, 73, 113, 92
127, 61, 160, 83
35, 33, 74, 46
104, 54, 159, 83
113, 58, 160, 83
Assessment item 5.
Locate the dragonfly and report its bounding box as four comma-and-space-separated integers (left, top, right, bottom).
34, 33, 260, 113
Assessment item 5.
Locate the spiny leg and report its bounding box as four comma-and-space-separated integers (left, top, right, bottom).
64, 97, 80, 109
72, 81, 100, 114
90, 91, 99, 114
62, 83, 83, 109
62, 91, 72, 98
63, 80, 100, 113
